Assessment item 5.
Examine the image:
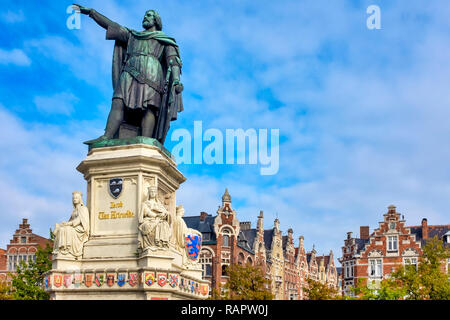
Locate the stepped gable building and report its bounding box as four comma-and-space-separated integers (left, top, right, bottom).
0, 219, 51, 285
340, 205, 450, 296
283, 228, 299, 300
263, 217, 285, 299
296, 236, 309, 299
316, 250, 338, 287
184, 188, 339, 300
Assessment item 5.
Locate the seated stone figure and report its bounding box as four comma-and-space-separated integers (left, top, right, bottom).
174, 205, 202, 266
174, 205, 201, 250
138, 186, 171, 250
53, 192, 90, 258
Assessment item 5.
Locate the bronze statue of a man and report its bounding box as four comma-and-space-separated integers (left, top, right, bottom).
75, 5, 184, 145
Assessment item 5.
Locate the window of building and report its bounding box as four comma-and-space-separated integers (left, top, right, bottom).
221, 252, 230, 265
8, 256, 13, 271
387, 236, 398, 251
202, 233, 210, 241
222, 235, 229, 247
199, 250, 213, 277
369, 259, 382, 278
20, 236, 26, 243
345, 262, 350, 278
221, 265, 229, 277
404, 257, 418, 270
222, 229, 231, 247
389, 222, 396, 230
238, 252, 245, 265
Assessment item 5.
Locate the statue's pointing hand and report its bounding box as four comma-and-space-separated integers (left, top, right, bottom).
72, 4, 91, 15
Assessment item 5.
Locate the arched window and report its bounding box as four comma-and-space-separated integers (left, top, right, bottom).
247, 257, 253, 266
222, 229, 231, 247
238, 252, 245, 265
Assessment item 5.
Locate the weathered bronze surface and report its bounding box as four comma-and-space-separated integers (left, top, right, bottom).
74, 4, 184, 146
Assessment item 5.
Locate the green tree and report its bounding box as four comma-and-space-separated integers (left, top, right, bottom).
11, 230, 53, 300
349, 277, 406, 300
210, 263, 273, 300
391, 236, 450, 300
304, 278, 341, 300
350, 236, 450, 300
0, 283, 13, 300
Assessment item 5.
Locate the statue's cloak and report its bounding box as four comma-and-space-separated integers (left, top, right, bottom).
111, 29, 183, 144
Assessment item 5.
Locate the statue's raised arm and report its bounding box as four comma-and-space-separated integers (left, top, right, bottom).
73, 4, 120, 29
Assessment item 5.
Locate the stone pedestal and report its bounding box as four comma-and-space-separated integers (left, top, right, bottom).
45, 140, 208, 300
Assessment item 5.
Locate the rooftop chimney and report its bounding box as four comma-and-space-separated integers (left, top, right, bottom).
240, 221, 251, 230
360, 226, 370, 240
200, 212, 209, 221
422, 218, 428, 239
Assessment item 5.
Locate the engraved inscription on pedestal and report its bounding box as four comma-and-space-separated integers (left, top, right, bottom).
93, 176, 138, 236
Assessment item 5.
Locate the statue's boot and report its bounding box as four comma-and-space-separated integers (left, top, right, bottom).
84, 102, 123, 145
83, 135, 109, 145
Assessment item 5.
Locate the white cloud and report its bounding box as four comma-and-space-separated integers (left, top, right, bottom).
0, 48, 31, 66
34, 92, 79, 116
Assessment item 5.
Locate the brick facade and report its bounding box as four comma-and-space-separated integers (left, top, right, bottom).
0, 218, 51, 285
339, 205, 450, 296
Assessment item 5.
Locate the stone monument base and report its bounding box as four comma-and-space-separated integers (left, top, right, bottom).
45, 139, 208, 300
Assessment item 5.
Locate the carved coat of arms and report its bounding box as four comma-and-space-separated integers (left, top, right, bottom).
117, 273, 126, 287
145, 272, 155, 286
185, 234, 202, 261
45, 275, 51, 289
54, 275, 62, 288
63, 274, 72, 288
158, 273, 167, 287
169, 274, 178, 288
85, 274, 94, 287
201, 284, 209, 296
129, 273, 138, 287
109, 178, 123, 198
107, 274, 115, 287
74, 274, 82, 288
95, 274, 104, 287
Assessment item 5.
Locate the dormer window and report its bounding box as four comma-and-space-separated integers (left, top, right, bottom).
444, 232, 450, 244
389, 222, 396, 230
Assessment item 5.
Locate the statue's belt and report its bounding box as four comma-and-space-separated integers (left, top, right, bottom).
122, 64, 163, 94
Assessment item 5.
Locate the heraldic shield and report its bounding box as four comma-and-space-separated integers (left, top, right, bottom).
185, 234, 202, 261
109, 178, 123, 198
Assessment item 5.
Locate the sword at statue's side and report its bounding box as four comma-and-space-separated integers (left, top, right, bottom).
158, 60, 173, 144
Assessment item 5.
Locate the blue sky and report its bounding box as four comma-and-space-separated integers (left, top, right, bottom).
1, 0, 450, 261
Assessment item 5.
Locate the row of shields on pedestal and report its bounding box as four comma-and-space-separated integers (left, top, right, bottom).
45, 272, 208, 296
